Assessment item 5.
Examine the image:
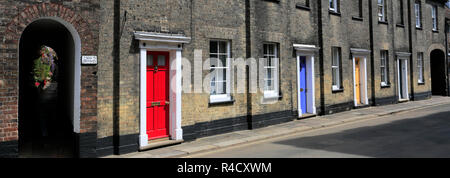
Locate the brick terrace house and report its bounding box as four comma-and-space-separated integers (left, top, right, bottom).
0, 0, 448, 158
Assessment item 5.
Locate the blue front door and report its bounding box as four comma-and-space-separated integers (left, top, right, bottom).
299, 57, 307, 114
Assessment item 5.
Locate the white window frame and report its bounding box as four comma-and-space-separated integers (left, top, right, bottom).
417, 53, 424, 84
329, 0, 338, 13
432, 5, 437, 31
415, 2, 422, 28
263, 43, 280, 99
209, 40, 232, 103
380, 51, 389, 86
332, 47, 341, 91
378, 0, 386, 22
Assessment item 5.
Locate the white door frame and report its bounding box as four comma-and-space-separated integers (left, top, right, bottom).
351, 48, 370, 107
352, 56, 369, 106
135, 32, 190, 148
395, 52, 411, 101
294, 44, 319, 118
397, 58, 409, 100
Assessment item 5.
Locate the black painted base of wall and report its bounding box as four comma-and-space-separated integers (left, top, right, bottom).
373, 96, 398, 106
0, 140, 18, 158
115, 134, 139, 155
74, 132, 97, 158
414, 91, 432, 101
249, 110, 295, 130
95, 134, 139, 156
182, 110, 296, 142
96, 136, 114, 157
183, 116, 249, 142
323, 102, 353, 115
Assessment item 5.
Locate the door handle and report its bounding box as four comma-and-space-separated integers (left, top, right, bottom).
300, 88, 304, 92
151, 102, 160, 106
165, 101, 170, 105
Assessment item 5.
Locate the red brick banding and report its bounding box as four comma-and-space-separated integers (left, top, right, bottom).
0, 2, 98, 145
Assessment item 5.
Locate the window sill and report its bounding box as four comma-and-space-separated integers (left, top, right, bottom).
381, 83, 391, 88
378, 20, 388, 25
418, 82, 425, 85
352, 16, 363, 21
332, 88, 344, 93
416, 27, 423, 30
432, 30, 439, 33
262, 94, 283, 103
209, 98, 235, 106
263, 95, 282, 100
209, 95, 233, 105
296, 4, 310, 11
396, 24, 405, 28
264, 91, 281, 100
329, 10, 341, 16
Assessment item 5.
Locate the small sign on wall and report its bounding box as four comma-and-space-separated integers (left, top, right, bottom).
82, 56, 97, 65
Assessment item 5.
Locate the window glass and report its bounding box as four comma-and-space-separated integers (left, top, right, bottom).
330, 0, 338, 12
210, 40, 230, 97
210, 41, 218, 53
332, 47, 341, 89
378, 0, 386, 22
418, 53, 424, 83
157, 55, 165, 66
263, 43, 278, 94
398, 0, 404, 25
432, 6, 437, 30
147, 54, 153, 66
380, 51, 389, 85
415, 2, 421, 28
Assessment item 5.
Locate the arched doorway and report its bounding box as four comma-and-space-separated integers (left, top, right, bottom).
18, 18, 81, 158
430, 49, 447, 96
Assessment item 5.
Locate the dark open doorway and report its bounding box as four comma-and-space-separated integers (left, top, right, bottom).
430, 49, 447, 96
18, 19, 76, 158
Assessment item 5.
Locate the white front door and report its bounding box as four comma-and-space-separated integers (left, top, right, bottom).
397, 59, 409, 100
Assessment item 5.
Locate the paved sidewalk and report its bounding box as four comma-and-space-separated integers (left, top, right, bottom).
104, 96, 450, 158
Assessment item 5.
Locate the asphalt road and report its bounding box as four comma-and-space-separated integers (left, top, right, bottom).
188, 103, 450, 158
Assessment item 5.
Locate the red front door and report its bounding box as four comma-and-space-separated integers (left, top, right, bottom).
146, 51, 170, 140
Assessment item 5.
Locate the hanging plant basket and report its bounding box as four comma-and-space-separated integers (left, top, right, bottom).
32, 46, 58, 90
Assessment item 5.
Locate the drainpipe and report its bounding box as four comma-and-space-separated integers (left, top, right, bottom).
446, 20, 450, 96
369, 0, 376, 105
407, 0, 415, 100
245, 0, 253, 129
318, 0, 325, 115
113, 0, 121, 155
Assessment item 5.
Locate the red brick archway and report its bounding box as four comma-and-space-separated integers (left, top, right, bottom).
0, 3, 98, 157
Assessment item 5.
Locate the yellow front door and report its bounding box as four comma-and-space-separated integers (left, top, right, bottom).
355, 58, 361, 104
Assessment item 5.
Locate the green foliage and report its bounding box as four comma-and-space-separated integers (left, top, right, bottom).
32, 56, 51, 83
31, 46, 58, 89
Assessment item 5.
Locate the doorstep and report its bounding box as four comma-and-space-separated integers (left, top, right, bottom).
298, 113, 316, 119
398, 99, 409, 103
139, 137, 184, 151
354, 104, 370, 109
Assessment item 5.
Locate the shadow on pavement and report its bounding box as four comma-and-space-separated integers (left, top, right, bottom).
274, 108, 450, 158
